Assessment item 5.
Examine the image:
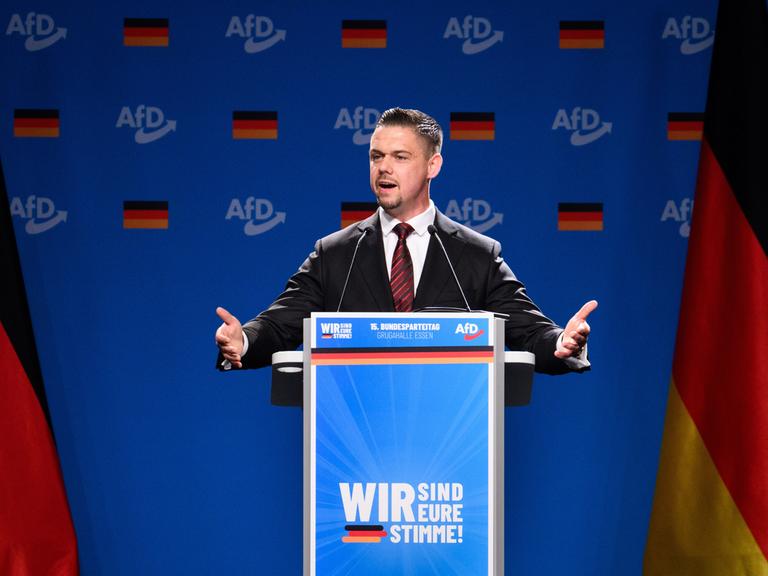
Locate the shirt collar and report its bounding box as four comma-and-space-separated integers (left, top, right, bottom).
379, 200, 436, 237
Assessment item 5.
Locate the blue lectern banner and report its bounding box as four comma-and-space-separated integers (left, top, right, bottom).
308, 313, 499, 575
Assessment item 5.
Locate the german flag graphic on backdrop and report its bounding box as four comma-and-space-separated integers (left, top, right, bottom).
123, 200, 169, 229
644, 0, 768, 574
667, 112, 704, 141
0, 157, 79, 574
450, 112, 495, 141
341, 20, 386, 48
123, 18, 169, 47
557, 202, 603, 231
232, 111, 278, 140
340, 201, 378, 229
13, 109, 60, 138
559, 21, 605, 49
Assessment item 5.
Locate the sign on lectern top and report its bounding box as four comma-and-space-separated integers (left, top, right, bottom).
310, 311, 495, 349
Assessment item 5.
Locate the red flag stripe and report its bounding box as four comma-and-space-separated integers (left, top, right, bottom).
0, 323, 78, 573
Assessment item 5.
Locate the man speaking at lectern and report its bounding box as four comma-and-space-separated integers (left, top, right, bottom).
215, 107, 596, 375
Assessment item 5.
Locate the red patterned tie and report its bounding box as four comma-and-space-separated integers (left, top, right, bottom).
390, 223, 415, 312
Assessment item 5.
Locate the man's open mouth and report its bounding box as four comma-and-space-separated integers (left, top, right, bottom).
378, 182, 397, 189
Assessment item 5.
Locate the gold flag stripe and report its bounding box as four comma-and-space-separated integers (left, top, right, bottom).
644, 381, 767, 575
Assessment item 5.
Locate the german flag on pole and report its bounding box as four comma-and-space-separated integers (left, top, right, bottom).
644, 0, 768, 574
0, 158, 78, 574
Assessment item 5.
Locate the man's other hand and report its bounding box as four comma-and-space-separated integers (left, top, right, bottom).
555, 300, 598, 359
215, 307, 244, 368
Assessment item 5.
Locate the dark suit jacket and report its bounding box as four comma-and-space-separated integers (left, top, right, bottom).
228, 210, 576, 375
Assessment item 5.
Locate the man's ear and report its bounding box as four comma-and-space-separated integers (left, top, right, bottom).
427, 153, 443, 180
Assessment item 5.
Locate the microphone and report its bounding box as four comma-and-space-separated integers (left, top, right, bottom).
336, 225, 374, 312
427, 224, 471, 312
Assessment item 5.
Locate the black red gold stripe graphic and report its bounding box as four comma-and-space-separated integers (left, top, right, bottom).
341, 202, 378, 229
559, 21, 605, 49
558, 202, 604, 231
667, 112, 704, 141
450, 112, 495, 141
123, 200, 168, 229
124, 18, 169, 47
311, 346, 494, 365
342, 20, 387, 48
343, 524, 387, 543
13, 109, 59, 138
232, 111, 278, 140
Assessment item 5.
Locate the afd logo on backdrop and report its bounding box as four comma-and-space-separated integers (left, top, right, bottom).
225, 197, 286, 236
225, 15, 285, 53
335, 107, 381, 145
6, 12, 67, 51
443, 16, 503, 54
662, 16, 714, 55
10, 196, 67, 234
552, 108, 612, 146
661, 198, 693, 237
443, 198, 503, 234
116, 106, 176, 144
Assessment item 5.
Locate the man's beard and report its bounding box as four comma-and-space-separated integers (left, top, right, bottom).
375, 191, 401, 211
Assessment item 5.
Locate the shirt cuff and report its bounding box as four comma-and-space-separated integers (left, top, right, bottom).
557, 331, 591, 370
220, 331, 249, 371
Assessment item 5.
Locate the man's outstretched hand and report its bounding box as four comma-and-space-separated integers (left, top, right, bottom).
554, 300, 598, 359
215, 307, 244, 368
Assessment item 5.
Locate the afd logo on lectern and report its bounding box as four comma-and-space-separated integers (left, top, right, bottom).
225, 197, 286, 236
443, 16, 504, 54
335, 107, 381, 145
116, 106, 176, 144
552, 108, 612, 146
455, 322, 484, 340
662, 16, 714, 55
10, 196, 68, 234
6, 13, 67, 51
225, 15, 286, 53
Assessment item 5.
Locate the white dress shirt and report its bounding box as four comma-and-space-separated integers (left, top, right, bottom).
378, 200, 436, 294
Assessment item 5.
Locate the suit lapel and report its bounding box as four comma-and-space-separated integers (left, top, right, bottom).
413, 211, 468, 309
354, 213, 395, 312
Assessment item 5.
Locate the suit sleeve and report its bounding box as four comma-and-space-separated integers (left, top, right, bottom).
218, 240, 326, 370
483, 241, 582, 375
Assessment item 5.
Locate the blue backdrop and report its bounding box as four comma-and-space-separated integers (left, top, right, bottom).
1, 0, 715, 574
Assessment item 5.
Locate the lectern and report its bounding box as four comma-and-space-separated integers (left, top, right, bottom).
270, 311, 534, 575
297, 311, 522, 576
